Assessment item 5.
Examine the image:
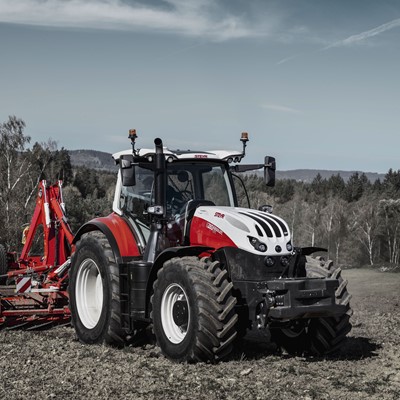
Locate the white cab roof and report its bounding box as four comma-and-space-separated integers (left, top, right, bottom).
112, 147, 244, 163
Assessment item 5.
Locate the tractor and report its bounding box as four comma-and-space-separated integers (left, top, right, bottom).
68, 131, 352, 362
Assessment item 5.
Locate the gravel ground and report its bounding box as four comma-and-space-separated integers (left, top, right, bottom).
1, 268, 399, 400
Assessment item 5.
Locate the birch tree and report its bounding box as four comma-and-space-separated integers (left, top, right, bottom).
351, 198, 382, 266
0, 116, 31, 246
379, 199, 400, 266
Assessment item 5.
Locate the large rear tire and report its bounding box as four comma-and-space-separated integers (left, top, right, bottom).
69, 232, 125, 346
151, 257, 238, 362
271, 257, 352, 356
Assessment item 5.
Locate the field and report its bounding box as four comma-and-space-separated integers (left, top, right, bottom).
1, 268, 399, 400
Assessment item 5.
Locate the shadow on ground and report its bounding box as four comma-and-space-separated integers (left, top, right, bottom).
230, 333, 381, 362
335, 336, 381, 360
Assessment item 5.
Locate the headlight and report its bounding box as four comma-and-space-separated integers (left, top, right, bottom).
264, 256, 275, 267
248, 236, 267, 252
280, 256, 289, 266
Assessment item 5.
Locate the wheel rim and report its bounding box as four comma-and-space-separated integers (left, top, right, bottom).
282, 322, 306, 338
161, 283, 190, 344
75, 258, 104, 329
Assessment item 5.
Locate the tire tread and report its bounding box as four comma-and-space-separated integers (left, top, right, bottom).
151, 256, 237, 362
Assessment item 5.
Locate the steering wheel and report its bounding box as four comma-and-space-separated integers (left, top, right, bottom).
168, 188, 193, 214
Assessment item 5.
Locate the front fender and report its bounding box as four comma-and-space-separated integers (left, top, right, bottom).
73, 213, 141, 264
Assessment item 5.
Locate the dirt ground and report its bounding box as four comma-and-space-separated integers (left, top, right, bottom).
1, 268, 399, 400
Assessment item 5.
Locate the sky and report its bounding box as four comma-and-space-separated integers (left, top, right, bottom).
0, 0, 399, 173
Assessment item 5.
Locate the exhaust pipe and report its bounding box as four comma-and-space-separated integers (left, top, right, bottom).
143, 138, 167, 263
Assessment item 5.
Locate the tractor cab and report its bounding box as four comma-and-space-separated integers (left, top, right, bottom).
112, 150, 238, 248
112, 132, 277, 259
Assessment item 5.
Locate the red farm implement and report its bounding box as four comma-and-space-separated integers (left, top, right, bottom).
0, 180, 74, 330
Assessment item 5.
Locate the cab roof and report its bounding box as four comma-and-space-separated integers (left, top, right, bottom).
112, 146, 245, 163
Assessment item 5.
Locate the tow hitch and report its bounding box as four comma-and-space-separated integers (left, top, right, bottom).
257, 278, 346, 321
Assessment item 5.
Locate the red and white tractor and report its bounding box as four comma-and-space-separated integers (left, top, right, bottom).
67, 131, 352, 361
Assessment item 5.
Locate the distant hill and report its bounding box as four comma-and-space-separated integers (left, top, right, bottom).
69, 149, 117, 171
68, 149, 386, 182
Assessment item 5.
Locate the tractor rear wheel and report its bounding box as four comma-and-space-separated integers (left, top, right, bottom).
271, 257, 352, 356
151, 257, 238, 362
69, 232, 125, 346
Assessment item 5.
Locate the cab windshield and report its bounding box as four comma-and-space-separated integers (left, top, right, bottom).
118, 161, 235, 226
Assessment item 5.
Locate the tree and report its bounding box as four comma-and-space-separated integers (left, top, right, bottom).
300, 200, 325, 248
279, 192, 307, 245
383, 169, 400, 198
344, 172, 369, 202
73, 166, 105, 198
46, 147, 73, 185
350, 198, 382, 266
310, 173, 327, 197
0, 116, 31, 246
23, 140, 57, 210
272, 179, 296, 203
327, 174, 346, 198
332, 203, 349, 266
379, 199, 400, 266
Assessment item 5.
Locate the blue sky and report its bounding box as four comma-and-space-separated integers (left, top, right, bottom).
0, 0, 399, 173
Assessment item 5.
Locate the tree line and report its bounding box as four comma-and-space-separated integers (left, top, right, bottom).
238, 168, 400, 269
1, 115, 399, 269
0, 116, 114, 251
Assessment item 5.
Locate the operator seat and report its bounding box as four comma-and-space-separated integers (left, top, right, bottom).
182, 199, 215, 245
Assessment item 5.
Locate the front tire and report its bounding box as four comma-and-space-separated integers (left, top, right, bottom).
69, 232, 125, 346
271, 257, 352, 356
151, 257, 238, 362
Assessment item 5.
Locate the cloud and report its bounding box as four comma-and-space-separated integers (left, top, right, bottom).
260, 103, 302, 115
323, 17, 400, 49
276, 55, 297, 65
0, 0, 269, 41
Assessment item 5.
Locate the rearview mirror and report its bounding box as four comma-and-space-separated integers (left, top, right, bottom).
119, 155, 136, 186
264, 156, 276, 187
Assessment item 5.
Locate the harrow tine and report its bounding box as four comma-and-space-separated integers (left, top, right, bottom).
1, 315, 71, 331
57, 321, 72, 328
6, 321, 31, 330
26, 320, 55, 331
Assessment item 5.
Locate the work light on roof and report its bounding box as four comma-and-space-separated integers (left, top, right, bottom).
241, 132, 249, 143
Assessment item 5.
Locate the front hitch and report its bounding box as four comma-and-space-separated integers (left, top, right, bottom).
257, 278, 346, 321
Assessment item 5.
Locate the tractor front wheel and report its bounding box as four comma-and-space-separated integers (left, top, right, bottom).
271, 257, 352, 356
69, 232, 125, 346
151, 257, 238, 362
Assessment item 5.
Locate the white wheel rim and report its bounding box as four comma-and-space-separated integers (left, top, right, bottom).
161, 283, 190, 344
75, 258, 104, 329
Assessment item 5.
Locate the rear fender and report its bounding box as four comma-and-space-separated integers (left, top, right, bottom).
73, 214, 141, 264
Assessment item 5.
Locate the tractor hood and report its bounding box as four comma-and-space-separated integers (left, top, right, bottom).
189, 206, 292, 256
